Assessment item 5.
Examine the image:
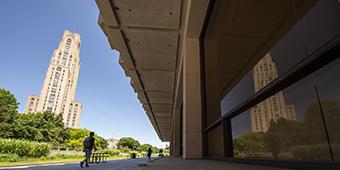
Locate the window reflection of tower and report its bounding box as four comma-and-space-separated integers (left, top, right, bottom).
251, 53, 297, 132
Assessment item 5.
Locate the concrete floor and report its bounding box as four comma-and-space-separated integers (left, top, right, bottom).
0, 157, 295, 170
0, 158, 150, 170
133, 157, 293, 170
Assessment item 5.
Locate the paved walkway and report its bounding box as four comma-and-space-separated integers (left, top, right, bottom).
133, 157, 293, 170
1, 157, 295, 170
1, 158, 149, 170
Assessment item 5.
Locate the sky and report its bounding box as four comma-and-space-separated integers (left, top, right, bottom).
0, 0, 168, 148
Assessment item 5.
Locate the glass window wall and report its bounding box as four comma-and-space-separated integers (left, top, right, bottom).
232, 57, 340, 161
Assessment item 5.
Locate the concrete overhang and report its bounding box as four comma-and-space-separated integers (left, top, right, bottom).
96, 0, 318, 142
96, 0, 189, 141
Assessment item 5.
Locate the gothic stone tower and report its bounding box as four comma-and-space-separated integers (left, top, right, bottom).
25, 30, 82, 128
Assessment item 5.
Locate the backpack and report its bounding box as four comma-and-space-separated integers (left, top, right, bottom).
83, 137, 92, 148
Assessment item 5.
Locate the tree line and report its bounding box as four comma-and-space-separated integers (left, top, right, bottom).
0, 88, 164, 153
117, 137, 161, 153
0, 88, 107, 150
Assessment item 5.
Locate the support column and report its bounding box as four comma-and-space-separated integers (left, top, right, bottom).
183, 38, 203, 159
169, 137, 173, 156
172, 109, 182, 156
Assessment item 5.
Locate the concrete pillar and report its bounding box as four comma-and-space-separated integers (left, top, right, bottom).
183, 37, 203, 159
172, 109, 182, 156
170, 130, 174, 156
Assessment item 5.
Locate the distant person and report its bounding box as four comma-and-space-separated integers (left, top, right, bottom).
147, 147, 152, 161
159, 149, 164, 157
80, 132, 96, 168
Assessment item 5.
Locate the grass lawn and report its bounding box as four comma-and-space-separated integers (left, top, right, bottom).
0, 155, 127, 167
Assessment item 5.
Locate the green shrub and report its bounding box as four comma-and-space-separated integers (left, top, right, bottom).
30, 142, 51, 157
292, 144, 340, 160
39, 156, 48, 161
0, 154, 20, 162
102, 149, 120, 156
12, 140, 32, 156
129, 150, 137, 154
277, 152, 294, 160
0, 138, 50, 158
119, 147, 131, 153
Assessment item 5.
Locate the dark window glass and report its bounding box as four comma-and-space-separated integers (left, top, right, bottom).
232, 57, 340, 161
312, 60, 340, 161
219, 0, 340, 116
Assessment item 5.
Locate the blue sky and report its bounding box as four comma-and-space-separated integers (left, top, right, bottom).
0, 0, 168, 148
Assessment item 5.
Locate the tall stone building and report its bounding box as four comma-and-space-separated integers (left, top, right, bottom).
107, 138, 118, 149
250, 53, 297, 132
25, 30, 82, 128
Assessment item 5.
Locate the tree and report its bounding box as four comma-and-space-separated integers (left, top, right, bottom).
0, 88, 107, 151
67, 139, 82, 150
233, 132, 265, 157
117, 137, 140, 149
119, 147, 131, 153
66, 128, 108, 150
264, 118, 302, 159
137, 143, 159, 153
0, 88, 18, 123
0, 89, 18, 138
264, 131, 281, 160
140, 144, 153, 152
96, 135, 109, 150
12, 111, 68, 145
151, 146, 159, 153
304, 101, 340, 144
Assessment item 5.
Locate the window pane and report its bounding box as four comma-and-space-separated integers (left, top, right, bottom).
220, 0, 340, 116
232, 57, 340, 161
312, 58, 340, 161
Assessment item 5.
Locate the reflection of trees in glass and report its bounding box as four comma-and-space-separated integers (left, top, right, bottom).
305, 101, 340, 144
234, 101, 340, 160
233, 132, 266, 157
264, 118, 301, 159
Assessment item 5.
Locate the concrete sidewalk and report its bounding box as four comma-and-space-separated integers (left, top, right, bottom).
1, 158, 150, 170
134, 157, 292, 170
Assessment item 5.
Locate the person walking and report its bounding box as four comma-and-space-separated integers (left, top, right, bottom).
80, 131, 96, 168
158, 149, 164, 157
147, 147, 152, 161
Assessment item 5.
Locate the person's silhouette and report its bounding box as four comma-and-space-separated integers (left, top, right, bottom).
159, 149, 164, 157
147, 147, 152, 161
80, 132, 96, 168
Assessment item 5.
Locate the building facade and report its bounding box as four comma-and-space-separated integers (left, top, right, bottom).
25, 30, 82, 128
107, 138, 119, 149
250, 53, 297, 132
96, 0, 340, 168
24, 95, 39, 114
